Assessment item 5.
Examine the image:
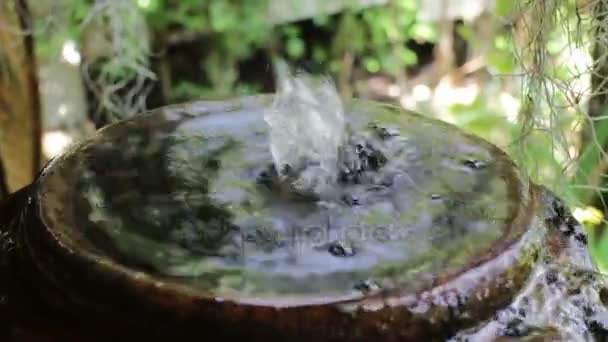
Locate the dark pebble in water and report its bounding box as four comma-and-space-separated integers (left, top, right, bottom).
256, 164, 278, 187
574, 232, 588, 245
545, 270, 558, 285
280, 164, 293, 176
355, 143, 365, 154
256, 170, 272, 186
502, 318, 530, 337
566, 215, 579, 229
342, 194, 360, 206
572, 269, 585, 279
547, 198, 567, 225
367, 151, 387, 170
462, 159, 487, 170
587, 319, 608, 340
560, 223, 575, 237
354, 143, 387, 171
327, 241, 356, 257
583, 305, 595, 318
353, 279, 380, 293
374, 126, 400, 139
205, 158, 221, 170
338, 169, 363, 185
518, 308, 526, 318
338, 168, 352, 184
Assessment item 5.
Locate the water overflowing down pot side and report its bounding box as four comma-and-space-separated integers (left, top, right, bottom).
452, 194, 608, 341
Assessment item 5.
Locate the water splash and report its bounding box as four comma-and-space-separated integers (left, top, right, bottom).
264, 60, 346, 195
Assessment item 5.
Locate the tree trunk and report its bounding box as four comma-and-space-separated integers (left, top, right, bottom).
0, 0, 41, 193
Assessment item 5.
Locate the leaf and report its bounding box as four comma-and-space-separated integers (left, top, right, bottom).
312, 15, 330, 27
496, 0, 516, 18
400, 48, 418, 66
312, 46, 327, 63
364, 57, 381, 73
487, 50, 516, 74
409, 23, 437, 42
209, 2, 237, 32
286, 38, 305, 59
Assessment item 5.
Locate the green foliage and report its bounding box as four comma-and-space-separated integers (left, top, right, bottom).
145, 0, 273, 96
141, 0, 433, 97
487, 34, 517, 74
33, 0, 91, 59
35, 0, 437, 99
495, 0, 517, 18
358, 1, 423, 75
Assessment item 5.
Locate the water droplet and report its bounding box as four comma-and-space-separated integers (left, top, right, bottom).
354, 279, 380, 294
372, 125, 400, 139
382, 127, 400, 138
327, 241, 356, 257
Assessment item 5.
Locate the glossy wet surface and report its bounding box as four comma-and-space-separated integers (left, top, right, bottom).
38, 97, 522, 302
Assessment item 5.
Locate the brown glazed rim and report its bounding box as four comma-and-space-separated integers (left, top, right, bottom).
22, 97, 546, 340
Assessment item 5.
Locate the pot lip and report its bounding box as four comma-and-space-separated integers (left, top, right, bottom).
30, 96, 539, 310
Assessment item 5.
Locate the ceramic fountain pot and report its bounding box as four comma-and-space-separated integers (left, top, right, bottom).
0, 96, 605, 341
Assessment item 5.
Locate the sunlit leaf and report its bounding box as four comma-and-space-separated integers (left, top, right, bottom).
209, 2, 238, 32
286, 38, 305, 59
312, 15, 330, 27
410, 23, 437, 42
496, 0, 516, 17
397, 0, 417, 12
487, 50, 516, 74
364, 57, 381, 73
400, 49, 418, 66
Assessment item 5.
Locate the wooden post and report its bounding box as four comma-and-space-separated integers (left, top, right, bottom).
0, 0, 42, 193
